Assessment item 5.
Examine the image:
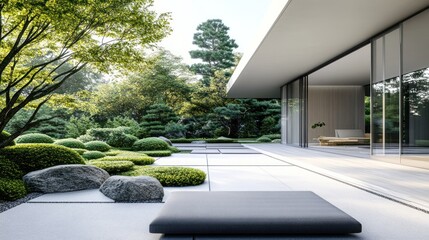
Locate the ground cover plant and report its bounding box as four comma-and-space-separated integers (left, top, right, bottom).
120, 166, 206, 186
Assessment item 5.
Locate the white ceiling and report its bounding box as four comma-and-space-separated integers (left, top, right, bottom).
227, 0, 429, 98
309, 44, 370, 86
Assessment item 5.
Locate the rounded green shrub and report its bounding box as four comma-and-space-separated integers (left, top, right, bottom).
87, 160, 134, 174
271, 139, 282, 143
84, 141, 111, 152
105, 151, 120, 156
16, 133, 54, 144
257, 136, 272, 143
55, 138, 86, 149
0, 156, 24, 179
141, 150, 172, 157
98, 156, 154, 165
262, 134, 281, 140
0, 144, 85, 173
0, 130, 16, 147
107, 132, 138, 148
0, 179, 27, 201
121, 166, 206, 187
71, 148, 87, 155
82, 151, 106, 160
168, 146, 180, 153
77, 134, 95, 143
132, 137, 169, 151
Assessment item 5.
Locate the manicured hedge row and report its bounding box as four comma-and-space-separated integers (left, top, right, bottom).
98, 156, 155, 165
170, 138, 235, 143
0, 144, 85, 173
55, 138, 86, 149
121, 166, 206, 187
82, 151, 106, 160
87, 160, 134, 174
141, 150, 172, 157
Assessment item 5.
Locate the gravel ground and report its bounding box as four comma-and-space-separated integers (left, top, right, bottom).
0, 193, 43, 213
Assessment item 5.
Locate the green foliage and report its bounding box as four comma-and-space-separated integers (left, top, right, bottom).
0, 156, 24, 179
170, 138, 194, 143
82, 151, 106, 160
105, 116, 141, 136
132, 137, 170, 151
256, 136, 272, 143
168, 146, 181, 153
84, 141, 111, 152
164, 122, 187, 139
121, 166, 206, 186
107, 132, 138, 148
66, 115, 99, 138
141, 150, 172, 157
0, 179, 27, 201
271, 139, 282, 143
261, 134, 281, 140
87, 160, 134, 174
0, 131, 15, 147
55, 138, 86, 149
205, 138, 234, 143
189, 19, 238, 81
71, 148, 87, 155
140, 104, 179, 137
77, 134, 95, 143
16, 133, 54, 144
0, 144, 85, 173
98, 156, 155, 165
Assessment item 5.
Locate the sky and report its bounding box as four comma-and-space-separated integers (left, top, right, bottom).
152, 0, 274, 64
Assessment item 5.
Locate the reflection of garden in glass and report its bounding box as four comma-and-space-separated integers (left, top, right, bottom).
402, 68, 429, 153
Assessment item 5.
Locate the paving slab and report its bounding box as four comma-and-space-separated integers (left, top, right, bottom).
154, 154, 207, 166
218, 148, 260, 154
205, 144, 243, 147
29, 189, 114, 203
0, 203, 163, 240
173, 144, 206, 147
207, 154, 289, 166
191, 149, 220, 154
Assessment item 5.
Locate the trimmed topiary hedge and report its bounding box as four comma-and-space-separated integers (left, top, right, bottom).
168, 146, 180, 153
121, 166, 206, 187
0, 156, 24, 179
141, 150, 172, 157
87, 160, 134, 174
0, 144, 85, 173
71, 148, 87, 155
107, 132, 138, 148
256, 136, 272, 143
0, 179, 27, 201
55, 138, 86, 149
132, 137, 169, 151
0, 130, 16, 147
97, 155, 155, 165
16, 133, 54, 144
261, 134, 281, 140
84, 141, 111, 152
82, 151, 106, 160
170, 138, 235, 143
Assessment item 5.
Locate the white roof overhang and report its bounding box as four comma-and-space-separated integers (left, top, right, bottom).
227, 0, 429, 98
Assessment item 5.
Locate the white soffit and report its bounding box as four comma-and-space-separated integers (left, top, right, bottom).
227, 0, 429, 98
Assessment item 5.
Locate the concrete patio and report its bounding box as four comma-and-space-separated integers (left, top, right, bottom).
1, 144, 429, 240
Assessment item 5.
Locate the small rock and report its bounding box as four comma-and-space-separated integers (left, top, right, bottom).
23, 165, 109, 193
100, 176, 164, 202
158, 136, 173, 146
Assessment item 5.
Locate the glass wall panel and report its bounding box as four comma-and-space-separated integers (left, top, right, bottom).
287, 80, 300, 146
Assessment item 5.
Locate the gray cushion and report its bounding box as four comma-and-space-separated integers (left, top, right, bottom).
150, 191, 362, 235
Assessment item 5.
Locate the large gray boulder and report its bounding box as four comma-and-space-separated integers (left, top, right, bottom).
23, 164, 109, 193
100, 176, 164, 202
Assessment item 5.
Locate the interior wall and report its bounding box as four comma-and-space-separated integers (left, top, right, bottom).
308, 86, 365, 143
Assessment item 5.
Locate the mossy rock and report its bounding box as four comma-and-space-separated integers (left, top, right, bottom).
54, 138, 86, 149
120, 166, 206, 187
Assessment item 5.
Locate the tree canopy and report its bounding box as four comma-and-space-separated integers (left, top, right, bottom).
0, 0, 171, 147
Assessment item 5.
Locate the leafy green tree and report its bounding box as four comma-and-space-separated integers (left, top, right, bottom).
140, 103, 179, 137
66, 115, 99, 138
0, 0, 171, 148
189, 19, 238, 83
210, 103, 246, 138
105, 116, 140, 137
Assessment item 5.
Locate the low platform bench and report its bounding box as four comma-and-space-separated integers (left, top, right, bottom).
150, 191, 362, 238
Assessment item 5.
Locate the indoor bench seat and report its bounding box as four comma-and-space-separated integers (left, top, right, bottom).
150, 191, 362, 238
